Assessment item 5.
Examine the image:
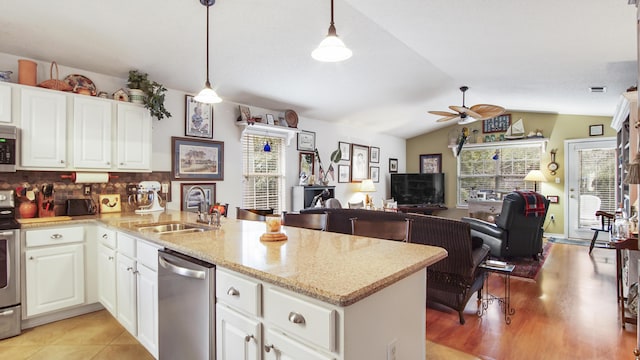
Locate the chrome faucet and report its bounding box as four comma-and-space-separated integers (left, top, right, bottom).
187, 186, 219, 226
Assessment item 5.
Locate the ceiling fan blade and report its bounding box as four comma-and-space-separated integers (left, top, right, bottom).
449, 105, 482, 119
469, 104, 506, 120
436, 115, 461, 123
429, 110, 458, 117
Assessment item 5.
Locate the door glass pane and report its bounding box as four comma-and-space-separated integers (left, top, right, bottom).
578, 148, 616, 228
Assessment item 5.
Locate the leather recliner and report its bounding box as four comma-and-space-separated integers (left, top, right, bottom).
462, 191, 549, 259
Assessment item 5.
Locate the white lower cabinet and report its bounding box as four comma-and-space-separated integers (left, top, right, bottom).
97, 227, 117, 317
116, 253, 137, 335
264, 328, 334, 360
216, 304, 261, 360
136, 262, 158, 357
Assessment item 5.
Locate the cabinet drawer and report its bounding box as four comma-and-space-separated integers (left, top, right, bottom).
136, 240, 162, 270
26, 226, 84, 248
216, 269, 261, 317
98, 227, 116, 249
116, 232, 136, 258
264, 286, 337, 352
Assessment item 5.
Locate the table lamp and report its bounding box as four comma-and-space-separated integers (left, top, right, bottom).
524, 170, 548, 193
359, 179, 376, 208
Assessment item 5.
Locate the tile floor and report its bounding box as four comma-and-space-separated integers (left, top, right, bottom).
0, 310, 152, 360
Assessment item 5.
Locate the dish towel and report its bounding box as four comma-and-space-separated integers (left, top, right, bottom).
516, 191, 546, 217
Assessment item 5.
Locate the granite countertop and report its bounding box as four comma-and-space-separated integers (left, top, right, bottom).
20, 211, 448, 307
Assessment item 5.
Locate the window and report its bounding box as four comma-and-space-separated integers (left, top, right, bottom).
457, 142, 543, 206
241, 133, 285, 213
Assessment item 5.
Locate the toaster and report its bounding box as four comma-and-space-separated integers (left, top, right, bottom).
66, 199, 97, 216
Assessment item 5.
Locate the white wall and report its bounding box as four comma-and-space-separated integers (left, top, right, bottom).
0, 53, 406, 215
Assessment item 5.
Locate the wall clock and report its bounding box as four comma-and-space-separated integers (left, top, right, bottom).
548, 149, 558, 175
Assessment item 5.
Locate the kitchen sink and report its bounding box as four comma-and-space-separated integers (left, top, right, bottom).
136, 222, 209, 234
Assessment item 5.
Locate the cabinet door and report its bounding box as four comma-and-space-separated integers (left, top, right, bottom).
116, 103, 151, 170
264, 328, 334, 360
20, 88, 67, 168
73, 97, 112, 169
136, 263, 158, 358
97, 243, 117, 316
0, 83, 11, 123
116, 253, 137, 335
25, 243, 85, 317
216, 304, 261, 360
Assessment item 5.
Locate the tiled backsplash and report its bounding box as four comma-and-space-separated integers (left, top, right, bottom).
2, 170, 172, 217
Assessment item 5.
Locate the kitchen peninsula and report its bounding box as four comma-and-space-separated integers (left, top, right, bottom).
21, 211, 448, 359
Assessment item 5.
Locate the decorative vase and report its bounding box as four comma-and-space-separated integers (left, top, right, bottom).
19, 201, 37, 219
18, 59, 37, 86
128, 88, 145, 104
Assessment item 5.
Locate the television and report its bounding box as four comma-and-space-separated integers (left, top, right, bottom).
390, 173, 445, 206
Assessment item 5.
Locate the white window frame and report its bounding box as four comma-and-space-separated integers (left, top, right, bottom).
241, 132, 286, 213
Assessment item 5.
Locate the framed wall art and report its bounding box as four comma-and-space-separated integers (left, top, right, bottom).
266, 113, 275, 125
239, 105, 251, 121
589, 124, 604, 136
297, 130, 316, 151
370, 147, 380, 163
389, 158, 398, 173
420, 153, 442, 174
185, 95, 213, 139
370, 166, 380, 183
180, 183, 216, 212
547, 195, 559, 204
171, 137, 224, 181
339, 141, 351, 161
482, 114, 511, 133
351, 143, 370, 182
338, 165, 350, 183
299, 151, 315, 178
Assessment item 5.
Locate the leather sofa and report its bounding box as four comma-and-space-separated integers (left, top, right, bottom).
301, 208, 490, 324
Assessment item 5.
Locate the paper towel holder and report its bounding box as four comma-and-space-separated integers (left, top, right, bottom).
61, 172, 119, 183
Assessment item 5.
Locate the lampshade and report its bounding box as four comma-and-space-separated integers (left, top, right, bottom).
312, 0, 352, 62
195, 0, 223, 104
524, 170, 549, 182
359, 179, 376, 192
624, 155, 640, 184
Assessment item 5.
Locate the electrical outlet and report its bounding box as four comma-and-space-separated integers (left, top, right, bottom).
83, 185, 91, 196
550, 214, 555, 221
387, 339, 397, 360
161, 183, 169, 193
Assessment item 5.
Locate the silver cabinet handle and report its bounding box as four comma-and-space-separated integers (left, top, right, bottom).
60, 160, 64, 164
102, 233, 108, 239
120, 162, 125, 166
0, 309, 14, 316
264, 344, 275, 353
50, 234, 63, 239
288, 312, 306, 324
108, 256, 114, 260
29, 256, 34, 260
244, 334, 254, 343
126, 267, 133, 272
133, 270, 139, 275
227, 287, 239, 296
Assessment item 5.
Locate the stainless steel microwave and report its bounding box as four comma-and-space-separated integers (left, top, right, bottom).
0, 125, 16, 172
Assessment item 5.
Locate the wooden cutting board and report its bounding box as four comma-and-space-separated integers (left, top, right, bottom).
19, 216, 73, 224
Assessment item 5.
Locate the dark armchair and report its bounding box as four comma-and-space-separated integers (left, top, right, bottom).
462, 191, 549, 259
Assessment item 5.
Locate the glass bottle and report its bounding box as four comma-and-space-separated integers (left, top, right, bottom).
612, 203, 630, 240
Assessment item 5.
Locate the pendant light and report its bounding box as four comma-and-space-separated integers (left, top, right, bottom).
194, 0, 222, 104
311, 0, 352, 62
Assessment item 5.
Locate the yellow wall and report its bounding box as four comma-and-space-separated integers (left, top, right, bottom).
406, 112, 615, 234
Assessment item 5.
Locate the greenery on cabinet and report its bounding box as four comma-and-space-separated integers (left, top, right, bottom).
127, 70, 172, 120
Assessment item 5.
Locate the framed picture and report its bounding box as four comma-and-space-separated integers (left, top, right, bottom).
389, 158, 398, 173
297, 130, 316, 151
185, 95, 213, 139
338, 165, 350, 183
239, 105, 251, 122
547, 195, 559, 204
370, 166, 380, 183
299, 151, 315, 177
370, 147, 380, 163
339, 141, 351, 161
420, 153, 442, 174
171, 137, 224, 181
266, 113, 275, 125
589, 124, 604, 136
351, 143, 370, 182
483, 114, 511, 133
180, 183, 216, 212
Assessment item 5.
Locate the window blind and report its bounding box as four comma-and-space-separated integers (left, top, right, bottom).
578, 148, 615, 213
241, 134, 285, 213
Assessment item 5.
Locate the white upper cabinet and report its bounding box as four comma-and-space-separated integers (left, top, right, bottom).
20, 87, 67, 168
0, 83, 11, 123
117, 103, 151, 171
73, 97, 112, 169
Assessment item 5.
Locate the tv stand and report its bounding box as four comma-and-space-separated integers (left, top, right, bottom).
397, 204, 447, 215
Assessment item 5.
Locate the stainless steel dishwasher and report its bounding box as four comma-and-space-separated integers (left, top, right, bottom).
158, 249, 215, 360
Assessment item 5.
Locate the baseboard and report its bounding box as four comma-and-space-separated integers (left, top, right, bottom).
544, 232, 565, 239
21, 302, 104, 330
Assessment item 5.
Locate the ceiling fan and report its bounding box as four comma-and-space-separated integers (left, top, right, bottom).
429, 86, 505, 125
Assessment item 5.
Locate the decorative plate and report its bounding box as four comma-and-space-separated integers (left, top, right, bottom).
284, 110, 298, 128
64, 74, 97, 96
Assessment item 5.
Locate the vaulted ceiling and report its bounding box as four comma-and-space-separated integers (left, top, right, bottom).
0, 0, 636, 138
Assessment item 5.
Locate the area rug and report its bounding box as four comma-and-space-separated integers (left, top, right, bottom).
492, 241, 552, 280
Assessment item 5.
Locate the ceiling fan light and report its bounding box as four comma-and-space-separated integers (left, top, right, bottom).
194, 83, 222, 104
312, 34, 352, 62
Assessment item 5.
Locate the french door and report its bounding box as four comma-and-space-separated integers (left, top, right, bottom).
565, 138, 616, 240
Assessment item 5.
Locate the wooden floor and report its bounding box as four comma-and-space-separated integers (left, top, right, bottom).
426, 241, 637, 359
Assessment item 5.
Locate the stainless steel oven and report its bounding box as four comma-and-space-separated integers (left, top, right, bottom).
0, 190, 21, 339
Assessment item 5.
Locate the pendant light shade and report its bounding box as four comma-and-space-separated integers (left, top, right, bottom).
195, 0, 222, 104
312, 0, 352, 62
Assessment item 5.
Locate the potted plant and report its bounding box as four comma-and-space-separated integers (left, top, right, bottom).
127, 70, 172, 120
